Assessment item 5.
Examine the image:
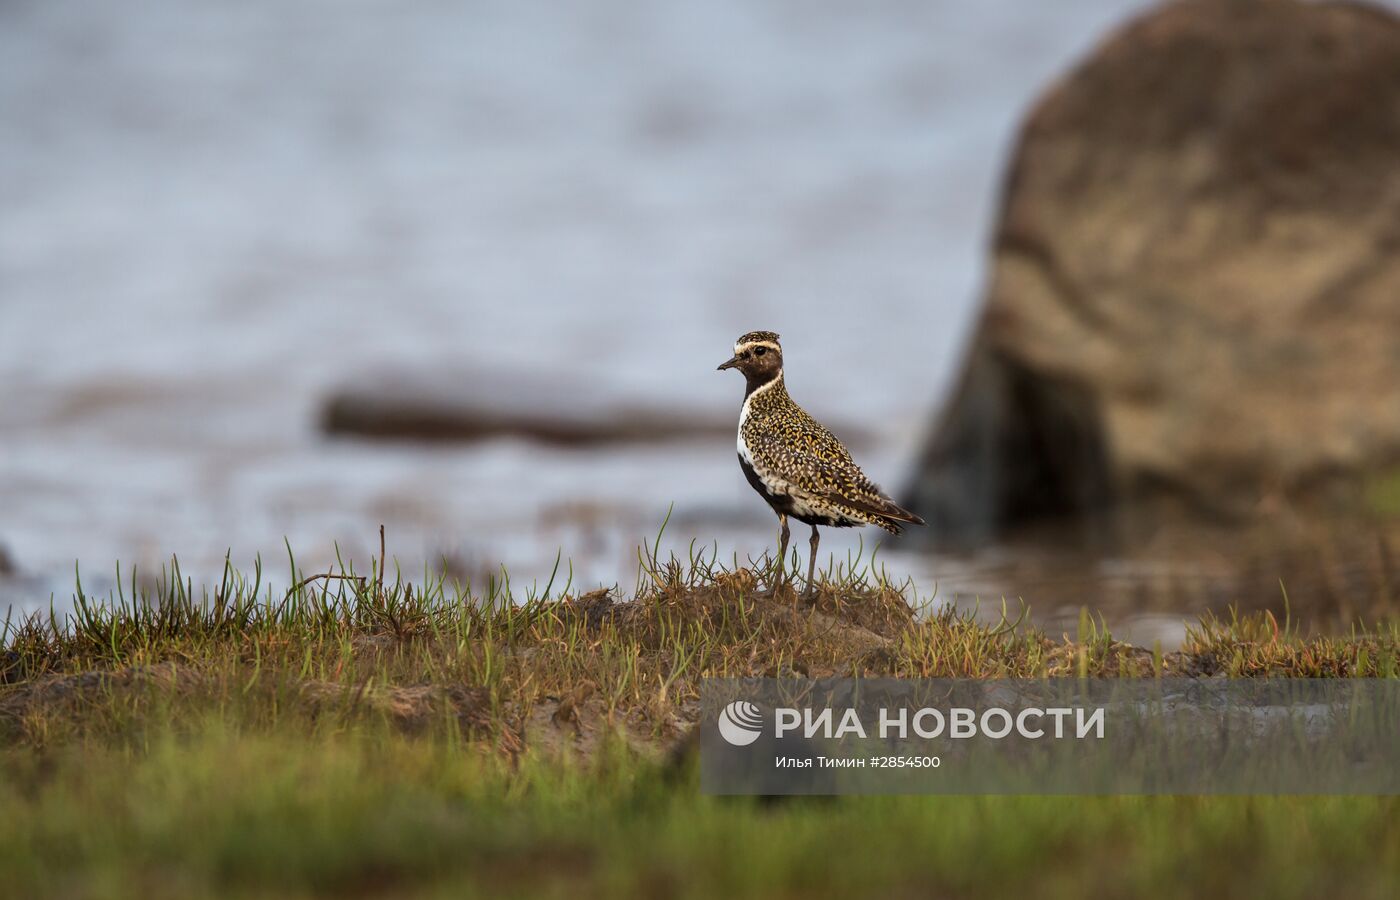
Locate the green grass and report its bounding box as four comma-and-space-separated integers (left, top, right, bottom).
2, 537, 1398, 898
2, 720, 1397, 899
1364, 466, 1400, 518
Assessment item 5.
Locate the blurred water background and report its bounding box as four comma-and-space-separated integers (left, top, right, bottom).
7, 0, 1392, 648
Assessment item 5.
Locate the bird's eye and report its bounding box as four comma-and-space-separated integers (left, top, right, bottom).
755, 347, 767, 356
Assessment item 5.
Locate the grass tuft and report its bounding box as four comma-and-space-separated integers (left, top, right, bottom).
2, 533, 1398, 897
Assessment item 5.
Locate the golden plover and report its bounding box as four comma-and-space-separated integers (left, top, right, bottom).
717, 330, 924, 595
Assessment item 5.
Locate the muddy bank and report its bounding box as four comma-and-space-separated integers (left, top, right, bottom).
319, 369, 737, 446
320, 367, 872, 449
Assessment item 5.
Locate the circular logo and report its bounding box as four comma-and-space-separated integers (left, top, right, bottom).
717, 700, 764, 746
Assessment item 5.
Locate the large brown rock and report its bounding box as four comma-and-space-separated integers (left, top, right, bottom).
907, 0, 1400, 543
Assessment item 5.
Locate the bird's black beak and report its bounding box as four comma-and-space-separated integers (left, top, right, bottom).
717, 355, 740, 371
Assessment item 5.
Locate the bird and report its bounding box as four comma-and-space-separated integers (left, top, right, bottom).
717, 330, 924, 596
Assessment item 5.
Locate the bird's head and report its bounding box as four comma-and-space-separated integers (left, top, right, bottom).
717, 331, 783, 384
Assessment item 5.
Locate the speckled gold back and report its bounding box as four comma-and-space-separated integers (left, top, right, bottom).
739, 377, 909, 533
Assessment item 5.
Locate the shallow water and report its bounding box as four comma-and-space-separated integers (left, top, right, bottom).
4, 1, 1390, 647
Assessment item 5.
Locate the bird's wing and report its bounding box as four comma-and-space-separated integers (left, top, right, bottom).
744, 426, 919, 524
759, 403, 858, 468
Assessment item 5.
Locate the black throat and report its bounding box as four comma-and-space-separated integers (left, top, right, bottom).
743, 369, 782, 399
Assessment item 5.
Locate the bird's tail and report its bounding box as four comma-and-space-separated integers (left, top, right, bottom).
827, 491, 925, 534
871, 507, 925, 535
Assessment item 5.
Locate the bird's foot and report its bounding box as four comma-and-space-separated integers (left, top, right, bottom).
762, 574, 791, 600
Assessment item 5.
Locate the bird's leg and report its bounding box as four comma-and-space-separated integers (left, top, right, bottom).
805, 525, 820, 599
775, 514, 790, 590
